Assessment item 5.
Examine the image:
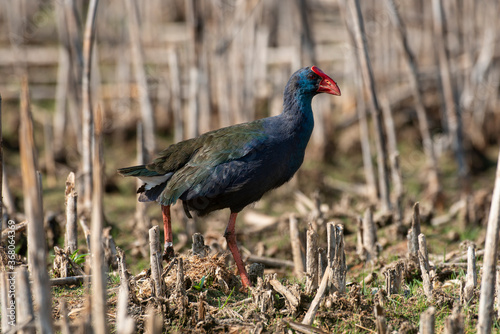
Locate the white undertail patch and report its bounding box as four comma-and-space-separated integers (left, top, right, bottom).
138, 173, 173, 190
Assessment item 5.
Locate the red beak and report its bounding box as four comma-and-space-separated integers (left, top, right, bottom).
311, 66, 341, 96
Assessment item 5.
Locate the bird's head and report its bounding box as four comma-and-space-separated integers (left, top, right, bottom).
287, 66, 341, 98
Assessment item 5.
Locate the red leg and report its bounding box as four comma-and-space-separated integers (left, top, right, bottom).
161, 204, 175, 261
224, 212, 251, 289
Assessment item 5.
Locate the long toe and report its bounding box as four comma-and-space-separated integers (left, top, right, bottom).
162, 246, 175, 262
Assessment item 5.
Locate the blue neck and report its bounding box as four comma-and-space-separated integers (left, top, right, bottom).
282, 90, 315, 151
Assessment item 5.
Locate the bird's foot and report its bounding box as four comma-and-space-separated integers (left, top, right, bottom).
162, 242, 175, 262
240, 273, 252, 291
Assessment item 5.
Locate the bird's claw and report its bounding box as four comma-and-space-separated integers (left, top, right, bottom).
162, 246, 175, 262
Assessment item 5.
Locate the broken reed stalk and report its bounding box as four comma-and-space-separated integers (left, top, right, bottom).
116, 268, 135, 334
350, 0, 392, 212
144, 305, 163, 334
381, 98, 404, 226
149, 225, 165, 297
337, 0, 377, 203
463, 245, 477, 303
431, 0, 468, 184
53, 41, 69, 156
19, 76, 53, 333
305, 225, 318, 294
167, 50, 184, 142
444, 307, 464, 334
302, 267, 330, 326
384, 261, 404, 295
420, 307, 436, 334
1, 272, 11, 332
175, 257, 188, 316
65, 172, 78, 253
125, 0, 156, 158
418, 234, 433, 300
56, 0, 83, 151
15, 266, 35, 334
318, 248, 327, 280
50, 275, 89, 287
477, 148, 500, 333
91, 105, 107, 334
374, 304, 387, 334
248, 263, 265, 285
385, 0, 441, 197
192, 232, 207, 257
2, 167, 15, 218
289, 214, 304, 279
79, 218, 91, 253
497, 268, 500, 318
362, 207, 377, 261
198, 291, 207, 322
0, 94, 2, 227
356, 217, 366, 260
81, 0, 99, 213
43, 116, 56, 187
408, 202, 421, 259
269, 277, 300, 312
135, 122, 150, 256
327, 222, 346, 294
59, 300, 70, 334
247, 254, 294, 268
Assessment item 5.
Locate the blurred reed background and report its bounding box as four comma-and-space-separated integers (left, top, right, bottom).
1, 1, 500, 332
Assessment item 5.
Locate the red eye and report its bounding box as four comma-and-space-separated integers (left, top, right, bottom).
308, 74, 316, 80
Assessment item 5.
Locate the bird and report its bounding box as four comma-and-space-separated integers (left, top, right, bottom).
118, 66, 341, 288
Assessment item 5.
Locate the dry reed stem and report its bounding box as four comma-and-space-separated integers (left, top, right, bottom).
125, 0, 156, 158
192, 232, 207, 257
337, 0, 377, 203
59, 299, 70, 334
247, 254, 294, 269
328, 222, 346, 294
477, 148, 500, 333
385, 0, 441, 197
362, 208, 377, 261
381, 98, 404, 225
444, 306, 464, 334
269, 277, 300, 312
305, 225, 318, 293
20, 76, 53, 333
65, 172, 78, 253
144, 305, 163, 334
349, 0, 392, 212
15, 266, 34, 334
149, 225, 165, 298
1, 271, 11, 332
81, 0, 99, 213
463, 245, 476, 303
289, 214, 304, 279
79, 218, 91, 253
0, 94, 2, 225
302, 268, 330, 326
431, 0, 468, 185
408, 202, 421, 259
374, 304, 387, 334
116, 271, 135, 334
134, 123, 150, 257
420, 307, 436, 334
91, 104, 107, 334
418, 234, 433, 300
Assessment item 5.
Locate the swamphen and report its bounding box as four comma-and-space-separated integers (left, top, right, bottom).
118, 66, 340, 288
